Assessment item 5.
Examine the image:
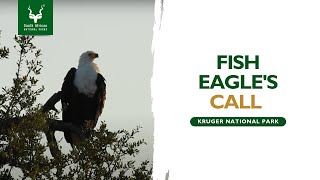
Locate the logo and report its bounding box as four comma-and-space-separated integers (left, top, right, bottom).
18, 0, 53, 35
28, 5, 45, 24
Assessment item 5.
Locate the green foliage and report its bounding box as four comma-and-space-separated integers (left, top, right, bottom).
64, 124, 152, 180
5, 112, 50, 179
0, 35, 44, 120
0, 33, 152, 179
0, 31, 9, 60
0, 35, 49, 179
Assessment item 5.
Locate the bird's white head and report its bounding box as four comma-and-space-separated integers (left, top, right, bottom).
79, 51, 99, 64
78, 51, 100, 72
74, 51, 100, 96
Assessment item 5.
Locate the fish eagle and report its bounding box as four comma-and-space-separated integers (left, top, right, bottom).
61, 51, 106, 145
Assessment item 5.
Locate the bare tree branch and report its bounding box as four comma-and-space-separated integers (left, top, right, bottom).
42, 91, 62, 113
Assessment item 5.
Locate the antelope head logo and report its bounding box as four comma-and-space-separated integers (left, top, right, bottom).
28, 5, 45, 23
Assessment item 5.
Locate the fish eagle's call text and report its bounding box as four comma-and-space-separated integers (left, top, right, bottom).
199, 55, 278, 109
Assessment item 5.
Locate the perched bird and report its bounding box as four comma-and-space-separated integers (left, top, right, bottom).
61, 51, 106, 145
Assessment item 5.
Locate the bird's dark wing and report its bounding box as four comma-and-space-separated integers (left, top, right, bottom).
94, 73, 106, 122
61, 68, 77, 107
61, 68, 77, 143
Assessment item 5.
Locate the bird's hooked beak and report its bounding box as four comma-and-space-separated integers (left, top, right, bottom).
89, 52, 99, 61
